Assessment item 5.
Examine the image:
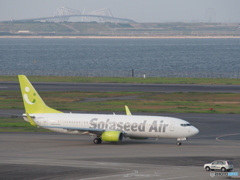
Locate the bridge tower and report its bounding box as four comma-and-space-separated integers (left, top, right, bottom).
88, 8, 114, 22
48, 7, 81, 22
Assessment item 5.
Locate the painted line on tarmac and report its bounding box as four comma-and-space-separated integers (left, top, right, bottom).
1, 158, 163, 180
79, 170, 163, 180
0, 158, 131, 169
79, 173, 137, 180
158, 176, 195, 180
216, 133, 240, 142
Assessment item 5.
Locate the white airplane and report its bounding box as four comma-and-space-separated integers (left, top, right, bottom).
19, 75, 199, 146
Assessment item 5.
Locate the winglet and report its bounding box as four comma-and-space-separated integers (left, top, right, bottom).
18, 75, 62, 114
125, 105, 132, 115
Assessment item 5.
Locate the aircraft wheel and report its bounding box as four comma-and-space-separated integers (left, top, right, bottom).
177, 142, 182, 146
93, 138, 102, 144
93, 138, 99, 144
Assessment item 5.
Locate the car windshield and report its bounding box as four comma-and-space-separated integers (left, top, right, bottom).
227, 161, 233, 165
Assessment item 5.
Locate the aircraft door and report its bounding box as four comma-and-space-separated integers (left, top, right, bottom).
169, 121, 174, 131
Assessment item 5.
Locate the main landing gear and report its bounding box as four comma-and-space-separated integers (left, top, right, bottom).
176, 142, 182, 146
93, 138, 102, 144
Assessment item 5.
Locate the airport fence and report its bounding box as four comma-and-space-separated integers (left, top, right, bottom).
1, 70, 240, 79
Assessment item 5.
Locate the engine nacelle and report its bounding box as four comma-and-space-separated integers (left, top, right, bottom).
101, 131, 123, 142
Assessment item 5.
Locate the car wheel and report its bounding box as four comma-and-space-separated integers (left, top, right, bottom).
205, 166, 211, 171
221, 167, 226, 172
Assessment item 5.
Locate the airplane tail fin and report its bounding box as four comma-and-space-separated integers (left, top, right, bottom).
18, 75, 62, 114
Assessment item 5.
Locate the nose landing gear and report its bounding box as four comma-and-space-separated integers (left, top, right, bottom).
176, 137, 187, 146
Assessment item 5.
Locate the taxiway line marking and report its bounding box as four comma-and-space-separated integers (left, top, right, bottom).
216, 133, 240, 142
158, 176, 194, 180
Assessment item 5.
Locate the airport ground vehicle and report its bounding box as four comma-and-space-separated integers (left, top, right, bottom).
204, 160, 234, 172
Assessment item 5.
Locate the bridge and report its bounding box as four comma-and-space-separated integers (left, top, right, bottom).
3, 7, 135, 23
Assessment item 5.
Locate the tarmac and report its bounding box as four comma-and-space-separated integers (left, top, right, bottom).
0, 82, 240, 179
2, 81, 240, 93
0, 113, 239, 180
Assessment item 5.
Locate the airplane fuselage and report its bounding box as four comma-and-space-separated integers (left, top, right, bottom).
24, 113, 199, 139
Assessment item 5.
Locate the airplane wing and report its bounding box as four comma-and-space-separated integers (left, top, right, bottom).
43, 125, 108, 136
62, 127, 104, 135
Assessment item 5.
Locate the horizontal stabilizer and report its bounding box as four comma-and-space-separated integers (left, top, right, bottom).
26, 113, 37, 126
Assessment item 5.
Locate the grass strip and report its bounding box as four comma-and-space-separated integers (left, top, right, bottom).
0, 117, 51, 132
1, 91, 240, 114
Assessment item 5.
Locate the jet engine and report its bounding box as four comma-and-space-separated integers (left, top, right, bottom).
101, 131, 123, 142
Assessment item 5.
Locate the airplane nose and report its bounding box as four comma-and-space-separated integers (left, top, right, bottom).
191, 126, 199, 136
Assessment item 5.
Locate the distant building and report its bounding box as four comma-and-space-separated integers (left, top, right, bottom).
17, 30, 31, 34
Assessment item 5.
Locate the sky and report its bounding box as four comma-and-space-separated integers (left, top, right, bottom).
1, 0, 240, 23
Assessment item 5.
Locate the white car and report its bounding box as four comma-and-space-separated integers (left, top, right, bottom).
204, 160, 234, 172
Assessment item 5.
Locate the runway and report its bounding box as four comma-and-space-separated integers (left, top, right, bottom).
0, 113, 239, 179
1, 81, 240, 93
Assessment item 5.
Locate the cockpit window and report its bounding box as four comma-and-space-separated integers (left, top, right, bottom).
181, 123, 191, 127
